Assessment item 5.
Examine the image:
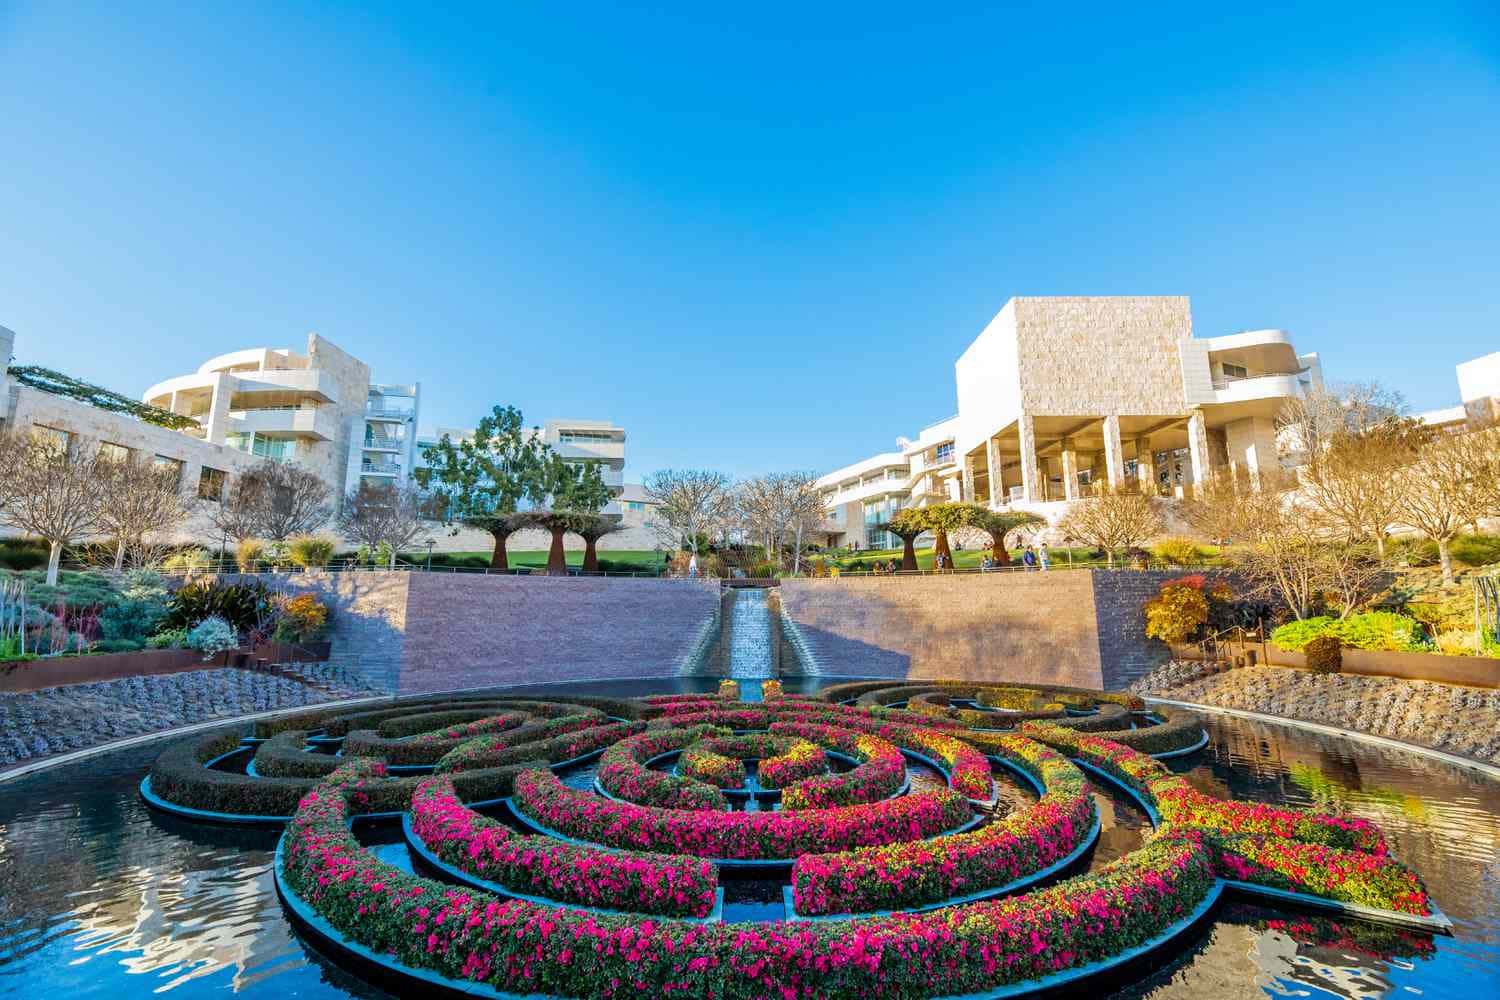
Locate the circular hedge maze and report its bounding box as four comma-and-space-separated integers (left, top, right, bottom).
139, 680, 1450, 999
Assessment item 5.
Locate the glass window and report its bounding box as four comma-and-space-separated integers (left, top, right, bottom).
153, 455, 183, 487
626, 501, 644, 511
198, 466, 226, 502
98, 442, 130, 463
227, 432, 297, 461
559, 431, 615, 443
934, 442, 954, 463
30, 424, 70, 455
1221, 362, 1248, 379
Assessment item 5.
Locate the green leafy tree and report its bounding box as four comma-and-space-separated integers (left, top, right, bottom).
415, 406, 550, 570
537, 456, 614, 574
963, 506, 1045, 564
879, 508, 927, 572
914, 502, 970, 568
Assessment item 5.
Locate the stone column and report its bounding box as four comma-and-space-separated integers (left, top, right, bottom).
1018, 415, 1040, 503
1186, 410, 1211, 494
1101, 415, 1125, 490
986, 436, 1003, 507
961, 457, 975, 503
1133, 436, 1152, 487
204, 372, 234, 446
1060, 438, 1079, 500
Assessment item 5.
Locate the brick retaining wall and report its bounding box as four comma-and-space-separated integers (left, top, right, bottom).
779, 570, 1175, 688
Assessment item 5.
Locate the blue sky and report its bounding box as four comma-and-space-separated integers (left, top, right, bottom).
1, 2, 1497, 480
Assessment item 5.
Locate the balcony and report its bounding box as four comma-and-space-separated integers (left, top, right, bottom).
228, 405, 338, 441
361, 461, 402, 477
367, 407, 415, 422
363, 435, 405, 452
1209, 372, 1304, 405
229, 368, 340, 404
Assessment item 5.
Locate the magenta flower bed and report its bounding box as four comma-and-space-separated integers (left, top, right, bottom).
767, 721, 906, 809
434, 717, 627, 774
1212, 834, 1429, 914
282, 762, 1219, 999
407, 711, 528, 747
408, 777, 719, 918
511, 768, 972, 860
596, 727, 729, 810
791, 735, 1095, 914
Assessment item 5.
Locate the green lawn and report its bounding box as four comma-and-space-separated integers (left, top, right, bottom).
416, 549, 667, 574
820, 544, 1227, 573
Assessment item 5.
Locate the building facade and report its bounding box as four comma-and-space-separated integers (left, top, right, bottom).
816, 297, 1325, 547
1418, 350, 1500, 431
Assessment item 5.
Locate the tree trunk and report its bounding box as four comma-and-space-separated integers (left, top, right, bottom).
1374, 533, 1386, 560
934, 529, 952, 569
582, 538, 600, 573
794, 522, 803, 576
1438, 536, 1454, 583
546, 525, 568, 575
990, 537, 1006, 563
114, 538, 127, 573
900, 535, 918, 572
46, 541, 62, 587
488, 529, 511, 570
388, 547, 398, 569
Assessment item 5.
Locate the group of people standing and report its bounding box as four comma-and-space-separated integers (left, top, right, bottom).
978, 542, 1051, 572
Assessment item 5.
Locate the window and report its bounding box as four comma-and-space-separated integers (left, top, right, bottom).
559, 430, 616, 444
30, 424, 70, 455
153, 455, 183, 487
98, 442, 130, 463
198, 466, 226, 501
626, 501, 645, 511
886, 468, 903, 480
934, 442, 954, 463
227, 432, 297, 461
1221, 362, 1248, 380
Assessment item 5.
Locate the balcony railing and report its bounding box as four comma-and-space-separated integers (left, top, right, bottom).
367, 407, 415, 420
361, 461, 402, 475
1210, 370, 1303, 390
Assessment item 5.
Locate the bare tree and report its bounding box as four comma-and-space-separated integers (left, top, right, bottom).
1279, 380, 1408, 470
1187, 472, 1382, 619
0, 434, 107, 585
1300, 417, 1423, 559
207, 471, 268, 544
251, 460, 333, 541
93, 454, 190, 571
643, 469, 731, 554
1056, 487, 1163, 567
1396, 429, 1489, 582
335, 482, 430, 568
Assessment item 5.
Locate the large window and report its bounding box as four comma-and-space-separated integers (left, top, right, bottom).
198, 466, 226, 502
153, 455, 183, 488
227, 432, 297, 461
934, 442, 954, 464
559, 430, 616, 444
98, 442, 130, 463
863, 498, 897, 550
30, 424, 71, 455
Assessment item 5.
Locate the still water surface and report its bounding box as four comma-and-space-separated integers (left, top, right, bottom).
1, 685, 1496, 999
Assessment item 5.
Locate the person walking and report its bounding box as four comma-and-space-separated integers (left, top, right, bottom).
688, 553, 699, 579
1022, 548, 1037, 571
1038, 543, 1050, 571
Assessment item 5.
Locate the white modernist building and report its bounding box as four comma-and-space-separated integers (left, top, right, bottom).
1417, 350, 1500, 431
817, 297, 1326, 548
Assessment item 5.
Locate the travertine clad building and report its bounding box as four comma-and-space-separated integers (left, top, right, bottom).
817, 296, 1325, 547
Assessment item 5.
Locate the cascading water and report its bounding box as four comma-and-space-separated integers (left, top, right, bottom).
727, 587, 775, 680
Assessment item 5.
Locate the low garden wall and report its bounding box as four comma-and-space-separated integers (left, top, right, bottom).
0, 641, 333, 694
1172, 641, 1500, 690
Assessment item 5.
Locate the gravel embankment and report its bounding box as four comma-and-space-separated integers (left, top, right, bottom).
1134, 661, 1500, 764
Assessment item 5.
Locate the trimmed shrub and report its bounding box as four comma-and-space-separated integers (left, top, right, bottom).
186, 615, 238, 657
1152, 537, 1203, 566
1305, 635, 1343, 674
1271, 616, 1337, 651
288, 535, 336, 569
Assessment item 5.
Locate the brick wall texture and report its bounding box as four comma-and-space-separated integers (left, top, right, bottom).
779, 571, 1176, 689
256, 572, 721, 694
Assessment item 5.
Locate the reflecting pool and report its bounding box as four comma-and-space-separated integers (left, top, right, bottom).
1, 678, 1496, 999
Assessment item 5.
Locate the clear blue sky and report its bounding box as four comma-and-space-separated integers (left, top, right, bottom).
1, 2, 1497, 480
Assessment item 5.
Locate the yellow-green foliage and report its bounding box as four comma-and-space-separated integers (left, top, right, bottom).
288, 535, 335, 569
1144, 582, 1209, 644
1152, 537, 1203, 566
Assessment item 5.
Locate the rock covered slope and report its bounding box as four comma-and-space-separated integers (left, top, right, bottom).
1134, 661, 1500, 764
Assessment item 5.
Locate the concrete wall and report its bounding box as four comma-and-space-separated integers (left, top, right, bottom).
255, 572, 721, 694
779, 570, 1176, 689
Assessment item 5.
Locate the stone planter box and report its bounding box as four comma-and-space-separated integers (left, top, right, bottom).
1172, 640, 1500, 689
0, 639, 332, 693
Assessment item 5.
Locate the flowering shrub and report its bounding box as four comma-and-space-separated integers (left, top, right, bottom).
792, 735, 1096, 914
1144, 582, 1210, 644
768, 722, 906, 809
767, 713, 992, 801
756, 739, 825, 789
1213, 834, 1429, 914
282, 766, 1219, 1000
511, 768, 971, 860
596, 727, 730, 810
718, 679, 739, 698
435, 717, 629, 773
761, 679, 784, 699
678, 748, 747, 789
408, 777, 719, 918
407, 711, 528, 747
647, 707, 770, 730
277, 592, 329, 640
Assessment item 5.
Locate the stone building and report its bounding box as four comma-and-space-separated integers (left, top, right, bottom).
817, 296, 1323, 547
